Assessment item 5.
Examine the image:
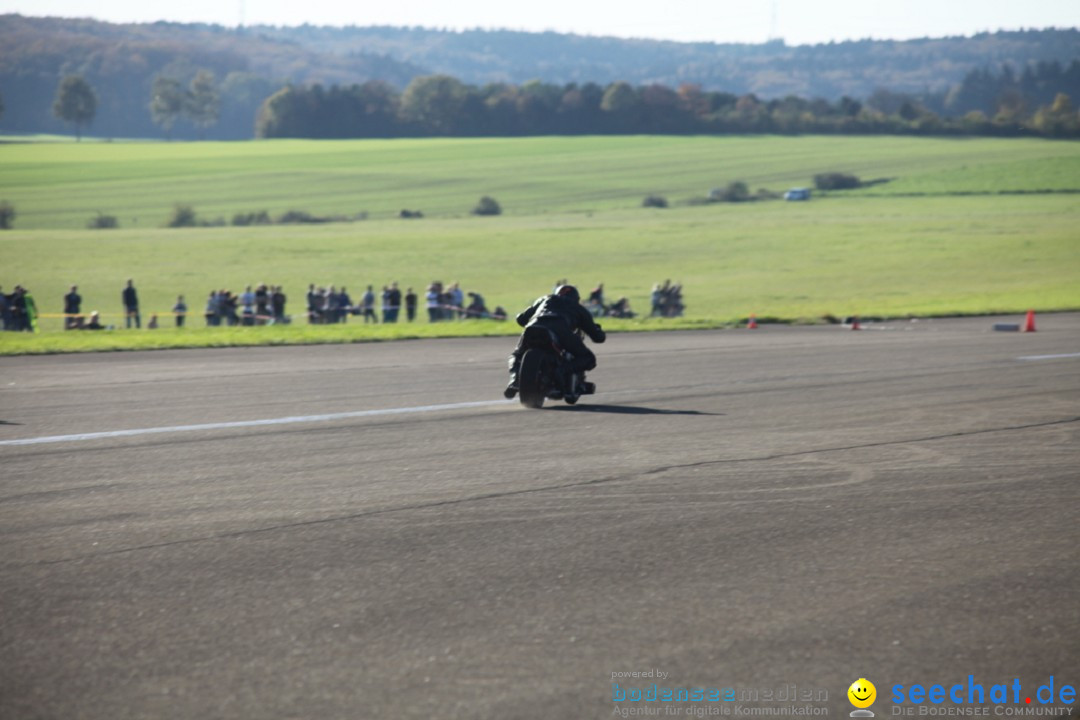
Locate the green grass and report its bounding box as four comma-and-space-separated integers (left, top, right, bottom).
1, 135, 1078, 355
3, 135, 1079, 229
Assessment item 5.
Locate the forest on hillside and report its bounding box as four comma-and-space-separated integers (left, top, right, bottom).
1, 14, 1078, 140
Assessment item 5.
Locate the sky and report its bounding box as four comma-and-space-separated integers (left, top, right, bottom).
1, 0, 1077, 45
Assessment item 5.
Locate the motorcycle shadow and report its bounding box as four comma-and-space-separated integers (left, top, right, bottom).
548, 404, 721, 416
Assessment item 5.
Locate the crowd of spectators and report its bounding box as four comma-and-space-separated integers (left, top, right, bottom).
650, 280, 685, 317
3, 277, 685, 332
1, 285, 39, 331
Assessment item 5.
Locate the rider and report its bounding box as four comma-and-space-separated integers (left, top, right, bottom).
504, 284, 606, 398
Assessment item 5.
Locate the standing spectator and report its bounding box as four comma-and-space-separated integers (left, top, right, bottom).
0, 286, 11, 331
255, 283, 270, 324
272, 285, 287, 324
327, 286, 342, 324
222, 289, 239, 326
338, 286, 352, 324
380, 285, 391, 323
205, 291, 219, 327
64, 285, 82, 329
405, 287, 418, 322
650, 283, 663, 317
173, 295, 187, 328
9, 286, 27, 331
122, 279, 140, 329
241, 285, 255, 321
22, 287, 39, 332
449, 282, 465, 319
306, 284, 318, 324
362, 285, 378, 323
426, 283, 442, 322
386, 282, 402, 323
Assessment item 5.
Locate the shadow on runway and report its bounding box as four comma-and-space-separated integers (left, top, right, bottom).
548, 404, 721, 416
0, 420, 23, 426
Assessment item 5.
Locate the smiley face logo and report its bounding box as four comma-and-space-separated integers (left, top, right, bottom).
848, 678, 877, 709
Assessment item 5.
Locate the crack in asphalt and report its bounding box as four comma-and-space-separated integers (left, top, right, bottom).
17, 415, 1079, 568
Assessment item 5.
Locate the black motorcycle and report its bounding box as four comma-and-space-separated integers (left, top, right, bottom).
515, 325, 596, 409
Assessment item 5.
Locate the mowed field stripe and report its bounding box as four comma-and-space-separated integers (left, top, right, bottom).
0, 400, 512, 447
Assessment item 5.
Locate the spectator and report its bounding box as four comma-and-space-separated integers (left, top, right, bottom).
148, 313, 159, 329
241, 285, 255, 321
338, 286, 352, 323
8, 286, 27, 331
426, 283, 442, 322
0, 286, 11, 331
64, 285, 82, 329
84, 310, 105, 330
205, 290, 219, 327
609, 297, 635, 318
362, 285, 378, 323
464, 292, 488, 319
650, 283, 663, 317
326, 286, 341, 324
272, 285, 287, 323
222, 290, 239, 326
22, 287, 39, 332
380, 285, 391, 323
173, 295, 187, 328
405, 287, 418, 322
306, 284, 318, 324
491, 306, 508, 321
255, 283, 270, 324
122, 279, 140, 329
386, 282, 402, 323
449, 282, 465, 319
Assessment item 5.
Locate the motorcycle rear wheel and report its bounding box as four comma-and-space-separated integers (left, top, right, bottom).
518, 349, 546, 409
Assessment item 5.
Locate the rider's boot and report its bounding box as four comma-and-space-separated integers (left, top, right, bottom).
504, 356, 520, 399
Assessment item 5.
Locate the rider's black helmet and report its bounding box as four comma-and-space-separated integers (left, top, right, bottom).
555, 285, 580, 304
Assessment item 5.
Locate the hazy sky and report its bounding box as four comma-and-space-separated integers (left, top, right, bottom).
2, 0, 1077, 45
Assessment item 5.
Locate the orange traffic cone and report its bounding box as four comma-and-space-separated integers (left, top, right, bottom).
1022, 310, 1036, 332
747, 314, 758, 329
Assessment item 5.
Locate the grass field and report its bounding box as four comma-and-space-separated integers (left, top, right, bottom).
1, 135, 1078, 354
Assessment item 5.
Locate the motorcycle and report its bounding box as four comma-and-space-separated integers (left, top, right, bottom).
515, 325, 596, 409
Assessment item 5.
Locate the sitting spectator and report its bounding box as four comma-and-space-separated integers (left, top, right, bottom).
464, 292, 489, 319
609, 297, 636, 318
84, 311, 105, 330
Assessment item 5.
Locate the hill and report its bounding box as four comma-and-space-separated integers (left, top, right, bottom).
0, 15, 1077, 140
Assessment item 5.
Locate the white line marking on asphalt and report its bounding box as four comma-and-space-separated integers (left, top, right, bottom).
1016, 352, 1080, 361
0, 399, 513, 447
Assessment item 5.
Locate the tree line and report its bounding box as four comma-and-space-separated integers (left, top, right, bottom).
253, 71, 1080, 139
40, 60, 1080, 142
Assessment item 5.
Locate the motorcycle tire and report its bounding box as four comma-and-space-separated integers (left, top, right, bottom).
518, 349, 546, 409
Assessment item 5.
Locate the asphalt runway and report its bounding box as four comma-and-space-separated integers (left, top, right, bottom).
1, 315, 1078, 720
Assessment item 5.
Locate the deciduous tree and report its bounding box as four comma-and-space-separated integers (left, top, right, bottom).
52, 75, 97, 140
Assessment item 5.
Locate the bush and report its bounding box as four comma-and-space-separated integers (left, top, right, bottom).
399, 209, 424, 219
642, 194, 668, 208
709, 181, 751, 203
167, 204, 198, 227
277, 210, 331, 224
87, 212, 119, 229
813, 172, 861, 191
0, 201, 14, 229
472, 196, 502, 216
232, 210, 272, 226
